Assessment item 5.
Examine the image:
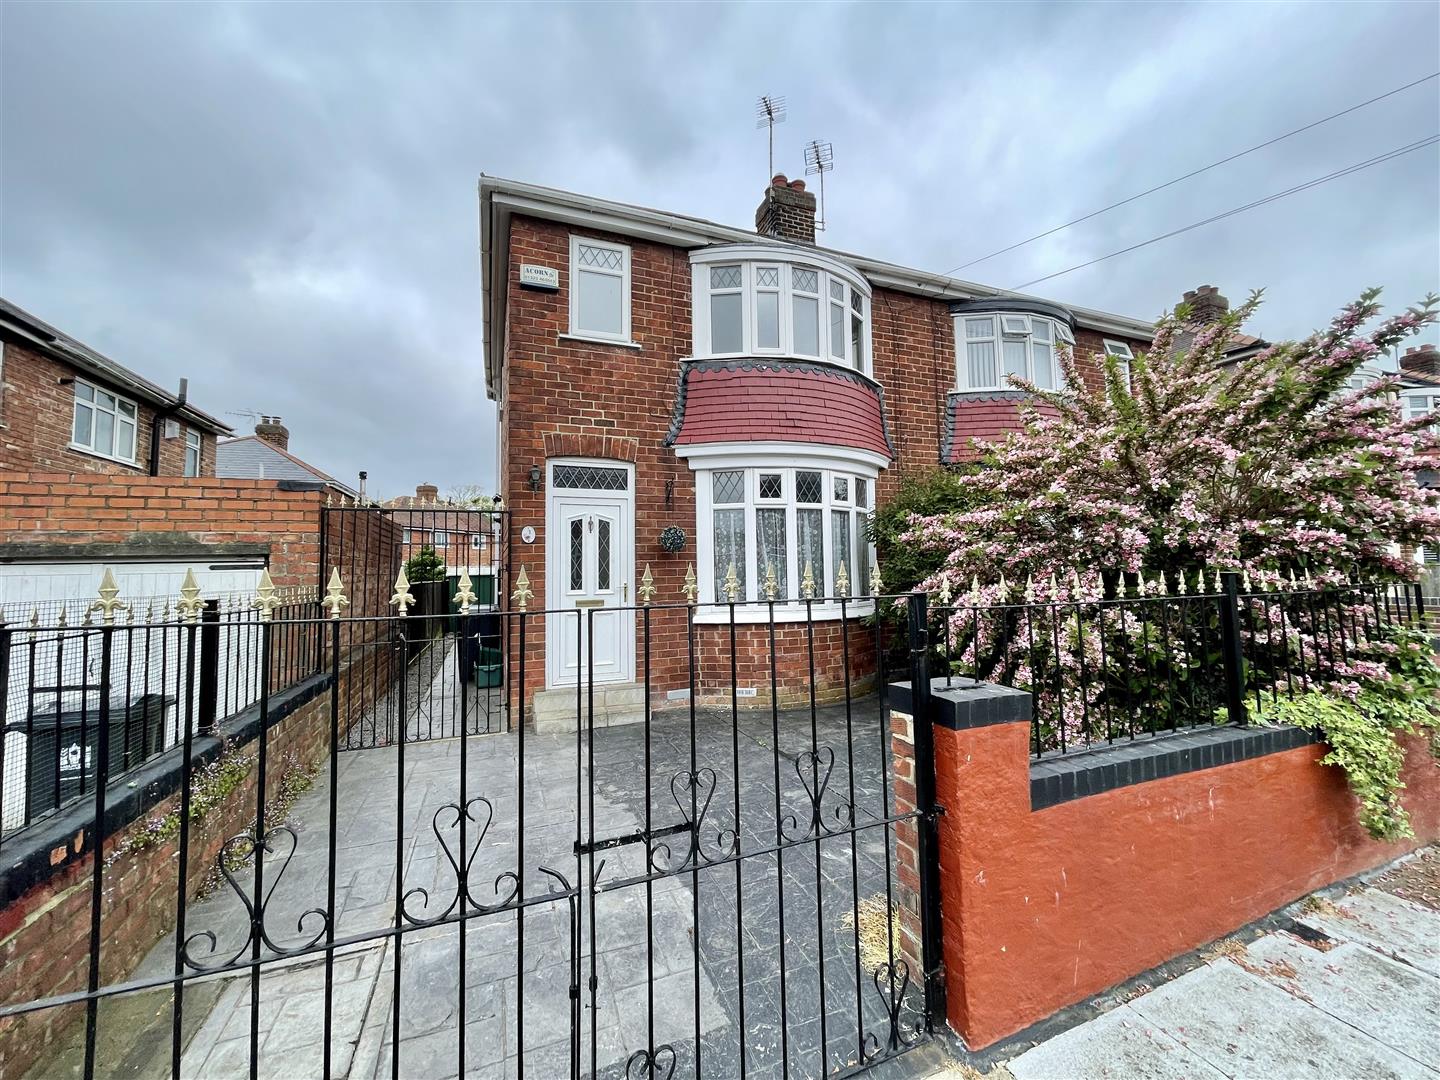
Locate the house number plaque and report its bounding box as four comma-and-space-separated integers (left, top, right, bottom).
521, 526, 536, 543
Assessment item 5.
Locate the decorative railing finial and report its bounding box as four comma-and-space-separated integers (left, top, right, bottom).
764, 562, 779, 602
801, 560, 816, 600
870, 561, 883, 598
390, 568, 416, 616
453, 570, 476, 615
177, 568, 205, 624
511, 566, 533, 611
253, 570, 283, 621
682, 563, 698, 604
723, 561, 740, 603
638, 564, 656, 605
89, 568, 131, 626
324, 568, 351, 620
836, 561, 850, 599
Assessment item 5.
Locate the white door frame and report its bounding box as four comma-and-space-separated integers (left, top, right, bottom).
544, 458, 635, 688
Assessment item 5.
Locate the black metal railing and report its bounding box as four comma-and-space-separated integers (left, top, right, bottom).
0, 594, 940, 1080
931, 574, 1427, 758
0, 594, 321, 839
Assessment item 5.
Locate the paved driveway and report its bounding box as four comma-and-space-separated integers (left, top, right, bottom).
71, 693, 928, 1080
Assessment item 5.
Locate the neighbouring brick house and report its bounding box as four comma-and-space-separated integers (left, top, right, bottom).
0, 297, 229, 478
479, 175, 1157, 719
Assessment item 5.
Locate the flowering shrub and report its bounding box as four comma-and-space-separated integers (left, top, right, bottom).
899, 289, 1440, 753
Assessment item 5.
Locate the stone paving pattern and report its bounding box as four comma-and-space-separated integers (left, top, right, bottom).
90, 691, 927, 1079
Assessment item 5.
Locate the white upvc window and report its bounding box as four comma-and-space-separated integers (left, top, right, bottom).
183, 429, 202, 476
71, 380, 138, 463
568, 235, 631, 343
691, 248, 871, 373
1345, 366, 1384, 393
1406, 393, 1439, 423
957, 314, 1072, 392
1103, 339, 1135, 389
696, 461, 876, 614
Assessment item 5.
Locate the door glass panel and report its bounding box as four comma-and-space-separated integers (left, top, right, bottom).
569, 519, 583, 591
597, 518, 611, 591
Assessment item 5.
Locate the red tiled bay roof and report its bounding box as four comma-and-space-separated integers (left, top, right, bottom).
666, 360, 893, 460
943, 391, 1059, 464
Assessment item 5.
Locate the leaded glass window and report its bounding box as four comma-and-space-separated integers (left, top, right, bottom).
597, 519, 611, 591
713, 470, 745, 504
552, 465, 629, 490
569, 520, 583, 591
795, 471, 822, 504
758, 473, 783, 500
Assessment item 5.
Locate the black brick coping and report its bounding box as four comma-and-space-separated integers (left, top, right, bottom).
0, 673, 331, 909
888, 679, 1320, 812
1030, 724, 1319, 810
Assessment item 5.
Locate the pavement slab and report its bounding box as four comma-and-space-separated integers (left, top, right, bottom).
1293, 889, 1440, 976
1007, 1004, 1228, 1080
1126, 960, 1432, 1079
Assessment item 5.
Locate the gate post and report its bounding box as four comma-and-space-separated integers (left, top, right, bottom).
197, 600, 221, 736
906, 591, 947, 1028
1218, 572, 1247, 726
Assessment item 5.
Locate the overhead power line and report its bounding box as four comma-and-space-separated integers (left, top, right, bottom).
943, 71, 1440, 277
1009, 134, 1440, 291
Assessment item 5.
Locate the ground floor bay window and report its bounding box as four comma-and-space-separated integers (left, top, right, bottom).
690, 453, 880, 620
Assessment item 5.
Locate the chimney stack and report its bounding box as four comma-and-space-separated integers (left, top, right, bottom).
415, 482, 439, 503
755, 174, 817, 244
1181, 285, 1229, 325
1401, 343, 1440, 377
254, 415, 289, 451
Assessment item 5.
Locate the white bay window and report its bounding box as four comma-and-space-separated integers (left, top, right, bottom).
692, 247, 870, 372
697, 462, 876, 616
957, 312, 1074, 392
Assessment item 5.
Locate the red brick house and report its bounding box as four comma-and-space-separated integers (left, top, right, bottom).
479, 175, 1155, 719
0, 297, 229, 477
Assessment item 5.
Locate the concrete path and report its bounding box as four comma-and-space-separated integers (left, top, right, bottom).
1005, 876, 1440, 1080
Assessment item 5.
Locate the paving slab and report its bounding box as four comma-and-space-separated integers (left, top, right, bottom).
1127, 961, 1431, 1079
1243, 934, 1440, 1069
1294, 890, 1440, 976
1007, 1003, 1228, 1080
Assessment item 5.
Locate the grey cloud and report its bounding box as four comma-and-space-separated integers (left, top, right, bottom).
3, 1, 1437, 496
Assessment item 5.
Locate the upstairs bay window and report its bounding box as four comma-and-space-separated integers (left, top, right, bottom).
692, 247, 870, 372
699, 462, 875, 613
958, 312, 1074, 392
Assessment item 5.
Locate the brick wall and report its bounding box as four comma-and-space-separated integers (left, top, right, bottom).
0, 652, 390, 1080
0, 341, 217, 477
890, 692, 1440, 1050
0, 473, 325, 587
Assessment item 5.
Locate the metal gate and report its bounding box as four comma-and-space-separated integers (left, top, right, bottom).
320, 501, 511, 746
0, 586, 941, 1080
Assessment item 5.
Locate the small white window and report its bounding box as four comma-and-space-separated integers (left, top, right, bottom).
71, 379, 138, 463
403, 528, 413, 543
183, 430, 202, 476
569, 236, 631, 343
432, 531, 448, 548
1104, 340, 1134, 389
1423, 543, 1440, 565
1000, 314, 1031, 336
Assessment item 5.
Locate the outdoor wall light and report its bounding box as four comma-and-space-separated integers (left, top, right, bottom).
528, 465, 543, 492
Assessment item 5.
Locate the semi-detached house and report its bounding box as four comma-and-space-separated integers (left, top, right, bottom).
479, 175, 1155, 721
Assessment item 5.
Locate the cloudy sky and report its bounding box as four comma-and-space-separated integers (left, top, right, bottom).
3, 2, 1437, 496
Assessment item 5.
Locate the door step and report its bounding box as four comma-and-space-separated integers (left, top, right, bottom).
531, 683, 645, 734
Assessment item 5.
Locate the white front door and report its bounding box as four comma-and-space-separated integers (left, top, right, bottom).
546, 462, 634, 687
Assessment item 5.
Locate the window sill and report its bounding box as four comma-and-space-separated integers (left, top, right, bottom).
689, 600, 877, 625
559, 333, 642, 350
67, 443, 142, 469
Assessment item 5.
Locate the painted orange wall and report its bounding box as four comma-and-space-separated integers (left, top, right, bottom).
931, 720, 1440, 1049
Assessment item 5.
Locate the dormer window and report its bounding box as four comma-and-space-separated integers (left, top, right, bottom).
691, 246, 870, 372
953, 304, 1076, 393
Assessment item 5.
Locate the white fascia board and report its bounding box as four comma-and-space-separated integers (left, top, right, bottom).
672, 441, 891, 473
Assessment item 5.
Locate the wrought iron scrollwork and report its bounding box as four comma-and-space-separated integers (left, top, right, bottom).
181, 825, 329, 971
626, 1044, 677, 1079
860, 958, 925, 1062
779, 745, 855, 843
647, 767, 738, 874
400, 796, 519, 925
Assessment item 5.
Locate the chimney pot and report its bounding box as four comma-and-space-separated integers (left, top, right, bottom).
415, 482, 440, 502
755, 175, 818, 244
1180, 284, 1229, 325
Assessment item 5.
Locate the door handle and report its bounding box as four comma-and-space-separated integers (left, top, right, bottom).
623, 582, 629, 602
